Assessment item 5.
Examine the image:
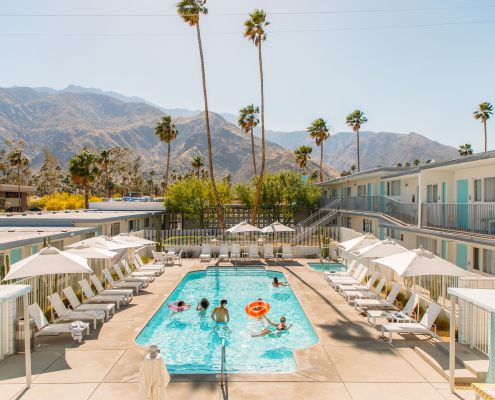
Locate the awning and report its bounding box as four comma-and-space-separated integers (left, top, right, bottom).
0, 284, 31, 303
447, 288, 495, 314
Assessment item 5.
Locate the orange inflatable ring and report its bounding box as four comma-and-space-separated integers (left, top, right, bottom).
245, 301, 270, 317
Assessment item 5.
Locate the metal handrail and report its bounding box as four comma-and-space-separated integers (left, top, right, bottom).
296, 198, 340, 228
220, 339, 226, 386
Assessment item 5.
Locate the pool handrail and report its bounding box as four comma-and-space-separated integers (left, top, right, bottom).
220, 339, 226, 386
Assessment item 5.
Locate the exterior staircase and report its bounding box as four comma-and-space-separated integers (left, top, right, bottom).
292, 199, 340, 245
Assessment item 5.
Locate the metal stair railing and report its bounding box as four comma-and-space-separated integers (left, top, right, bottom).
296, 198, 340, 229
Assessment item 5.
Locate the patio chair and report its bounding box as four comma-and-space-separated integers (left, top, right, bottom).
163, 248, 175, 265
249, 244, 260, 261
151, 250, 165, 264
28, 303, 89, 338
324, 260, 356, 281
354, 283, 402, 314
343, 276, 386, 304
113, 263, 150, 287
230, 244, 241, 262
103, 269, 142, 294
48, 292, 104, 329
79, 278, 128, 309
90, 274, 133, 302
367, 293, 419, 328
174, 249, 183, 266
123, 260, 155, 280
281, 245, 294, 261
199, 244, 211, 262
337, 271, 379, 295
63, 286, 115, 320
328, 265, 367, 287
218, 244, 229, 262
381, 302, 443, 343
264, 244, 275, 261
134, 255, 164, 275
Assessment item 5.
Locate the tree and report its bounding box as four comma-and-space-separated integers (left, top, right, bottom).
293, 145, 312, 175
404, 162, 411, 167
396, 162, 402, 167
340, 170, 351, 177
154, 115, 178, 189
473, 102, 493, 152
177, 0, 226, 230
37, 149, 63, 196
309, 170, 319, 183
171, 168, 177, 183
413, 159, 420, 166
146, 178, 153, 195
191, 156, 204, 178
68, 150, 98, 209
96, 149, 114, 198
458, 144, 473, 156
238, 104, 260, 176
346, 110, 368, 172
350, 165, 356, 173
307, 118, 330, 182
6, 146, 29, 211
244, 8, 270, 226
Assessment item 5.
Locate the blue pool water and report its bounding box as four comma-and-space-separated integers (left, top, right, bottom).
307, 262, 346, 273
136, 267, 318, 374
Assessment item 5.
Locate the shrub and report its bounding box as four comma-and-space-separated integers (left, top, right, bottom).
141, 255, 150, 264
30, 193, 103, 211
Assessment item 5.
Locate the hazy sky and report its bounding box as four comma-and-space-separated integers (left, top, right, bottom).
1, 0, 494, 152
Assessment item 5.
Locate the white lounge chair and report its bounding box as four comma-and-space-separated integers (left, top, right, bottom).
337, 271, 379, 294
354, 283, 402, 314
328, 263, 364, 285
249, 245, 260, 261
281, 245, 294, 262
113, 263, 150, 286
79, 278, 128, 309
123, 260, 155, 280
134, 255, 164, 275
63, 286, 116, 320
343, 276, 386, 304
329, 265, 368, 287
218, 244, 229, 262
324, 260, 356, 281
90, 275, 133, 302
264, 244, 275, 261
48, 293, 104, 329
381, 302, 442, 343
151, 250, 165, 264
367, 293, 419, 328
103, 269, 142, 294
28, 303, 89, 338
230, 244, 241, 262
199, 244, 211, 262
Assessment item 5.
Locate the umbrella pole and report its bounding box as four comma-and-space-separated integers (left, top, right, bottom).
23, 293, 32, 388
50, 275, 54, 324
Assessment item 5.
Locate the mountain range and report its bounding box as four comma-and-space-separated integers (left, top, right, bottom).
0, 87, 338, 184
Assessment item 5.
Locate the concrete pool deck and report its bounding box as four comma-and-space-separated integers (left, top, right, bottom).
0, 259, 474, 400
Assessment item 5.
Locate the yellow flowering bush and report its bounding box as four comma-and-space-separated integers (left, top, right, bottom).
31, 193, 102, 211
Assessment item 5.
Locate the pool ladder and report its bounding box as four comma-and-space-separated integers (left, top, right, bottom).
220, 339, 226, 386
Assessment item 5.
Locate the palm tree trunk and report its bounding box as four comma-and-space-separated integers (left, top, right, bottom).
165, 141, 170, 189
250, 126, 257, 176
484, 120, 487, 152
320, 142, 323, 182
84, 181, 89, 209
105, 165, 108, 198
357, 129, 360, 172
251, 42, 265, 226
17, 166, 21, 212
196, 22, 226, 230
197, 167, 200, 179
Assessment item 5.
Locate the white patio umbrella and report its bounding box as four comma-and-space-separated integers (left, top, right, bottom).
113, 233, 156, 246
261, 222, 295, 233
339, 233, 380, 253
65, 235, 129, 251
64, 245, 118, 260
227, 222, 261, 233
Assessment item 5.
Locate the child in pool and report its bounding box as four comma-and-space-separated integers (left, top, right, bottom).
272, 277, 289, 287
196, 298, 210, 311
177, 300, 190, 311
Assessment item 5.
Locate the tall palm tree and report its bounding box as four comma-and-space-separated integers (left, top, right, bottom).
244, 9, 269, 226
177, 0, 226, 229
68, 150, 98, 209
346, 110, 368, 172
309, 170, 319, 183
293, 145, 312, 175
413, 159, 420, 167
350, 165, 356, 173
404, 162, 411, 167
396, 162, 402, 167
458, 144, 474, 156
191, 156, 204, 178
473, 102, 493, 152
7, 149, 28, 210
146, 178, 153, 195
154, 115, 178, 189
307, 118, 330, 182
96, 149, 114, 198
238, 104, 260, 176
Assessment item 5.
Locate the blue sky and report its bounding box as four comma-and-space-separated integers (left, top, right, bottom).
1, 0, 494, 152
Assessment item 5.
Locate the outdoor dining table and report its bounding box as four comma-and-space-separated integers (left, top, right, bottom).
164, 251, 175, 266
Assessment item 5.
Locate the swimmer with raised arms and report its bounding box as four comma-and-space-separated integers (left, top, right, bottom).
251, 316, 292, 337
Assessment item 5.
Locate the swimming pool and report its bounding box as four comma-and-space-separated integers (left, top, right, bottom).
136, 267, 318, 374
307, 262, 347, 273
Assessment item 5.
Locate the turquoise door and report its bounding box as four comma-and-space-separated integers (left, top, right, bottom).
442, 182, 447, 227
457, 180, 468, 228
442, 240, 447, 260
456, 243, 468, 270
367, 183, 372, 210
380, 227, 385, 240
10, 249, 22, 265
380, 182, 385, 212
30, 245, 37, 255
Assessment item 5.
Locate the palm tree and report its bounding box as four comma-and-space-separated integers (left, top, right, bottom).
171, 169, 177, 183
293, 145, 312, 175
458, 144, 474, 156
244, 8, 270, 226
309, 170, 319, 183
346, 110, 368, 172
68, 150, 98, 209
191, 156, 204, 178
396, 162, 402, 167
473, 102, 493, 152
154, 115, 178, 189
307, 118, 330, 182
177, 0, 226, 229
350, 165, 356, 173
146, 178, 153, 195
404, 162, 411, 167
7, 148, 28, 210
237, 104, 260, 176
413, 159, 420, 166
96, 149, 114, 198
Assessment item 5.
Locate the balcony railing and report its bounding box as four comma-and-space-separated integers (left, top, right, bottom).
422, 203, 495, 236
320, 196, 418, 225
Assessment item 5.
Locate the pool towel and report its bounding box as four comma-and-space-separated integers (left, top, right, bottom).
68, 321, 90, 342
139, 353, 170, 400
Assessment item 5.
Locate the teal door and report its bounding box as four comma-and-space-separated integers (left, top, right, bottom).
380, 182, 385, 212
457, 180, 468, 228
442, 182, 447, 227
442, 240, 447, 260
10, 249, 22, 265
30, 245, 37, 255
367, 183, 372, 210
380, 227, 385, 240
456, 243, 468, 270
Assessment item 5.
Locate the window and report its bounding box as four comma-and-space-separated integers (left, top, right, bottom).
483, 249, 495, 275
473, 247, 480, 270
358, 185, 367, 196
363, 219, 373, 233
145, 218, 150, 228
387, 180, 401, 196
484, 177, 495, 202
386, 228, 401, 240
345, 187, 351, 197
5, 192, 19, 198
111, 222, 120, 236
417, 236, 437, 255
427, 184, 438, 203
344, 217, 351, 228
331, 189, 337, 198
474, 179, 482, 202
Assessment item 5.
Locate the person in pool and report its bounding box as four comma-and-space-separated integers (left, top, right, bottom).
177, 300, 189, 311
251, 315, 292, 337
211, 299, 229, 324
272, 277, 289, 287
196, 298, 210, 311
